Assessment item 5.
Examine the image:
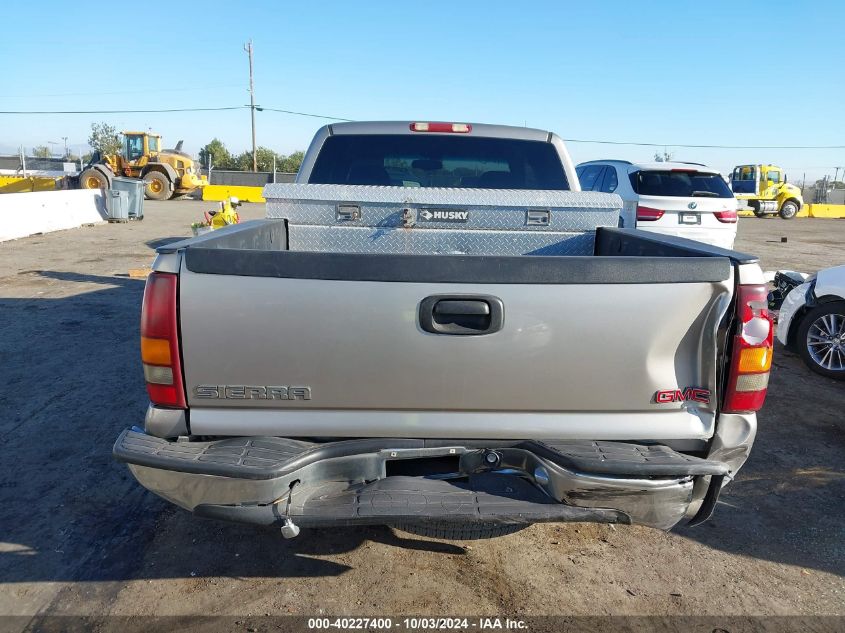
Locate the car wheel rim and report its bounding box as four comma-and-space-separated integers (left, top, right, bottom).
807, 312, 845, 371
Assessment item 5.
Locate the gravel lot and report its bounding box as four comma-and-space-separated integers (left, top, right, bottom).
0, 202, 842, 629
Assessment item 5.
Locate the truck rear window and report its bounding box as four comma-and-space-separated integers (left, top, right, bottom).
629, 170, 733, 198
308, 134, 569, 190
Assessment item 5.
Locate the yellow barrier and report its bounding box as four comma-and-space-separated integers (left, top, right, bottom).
202, 184, 265, 203
0, 176, 59, 193
807, 203, 845, 219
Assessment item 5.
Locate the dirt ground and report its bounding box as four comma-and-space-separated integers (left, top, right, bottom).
0, 202, 842, 630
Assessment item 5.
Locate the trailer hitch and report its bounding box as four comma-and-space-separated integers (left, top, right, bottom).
279, 481, 300, 539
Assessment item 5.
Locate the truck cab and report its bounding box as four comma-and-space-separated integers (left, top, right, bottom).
731, 163, 803, 219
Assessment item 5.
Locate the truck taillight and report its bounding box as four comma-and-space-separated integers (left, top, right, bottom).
636, 205, 664, 221
410, 122, 471, 133
723, 284, 773, 413
714, 210, 738, 223
140, 272, 186, 408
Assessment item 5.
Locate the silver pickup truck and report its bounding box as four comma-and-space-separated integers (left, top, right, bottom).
114, 121, 773, 540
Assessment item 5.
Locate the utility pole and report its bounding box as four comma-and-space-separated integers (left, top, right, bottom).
245, 40, 257, 172
61, 136, 68, 159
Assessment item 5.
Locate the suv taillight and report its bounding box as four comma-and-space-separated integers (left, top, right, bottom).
140, 272, 186, 408
636, 205, 664, 221
714, 210, 738, 223
723, 284, 773, 413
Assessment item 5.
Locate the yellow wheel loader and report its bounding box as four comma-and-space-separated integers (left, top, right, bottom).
79, 131, 207, 200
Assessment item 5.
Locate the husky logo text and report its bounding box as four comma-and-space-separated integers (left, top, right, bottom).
418, 208, 470, 222
653, 388, 710, 404
194, 385, 312, 400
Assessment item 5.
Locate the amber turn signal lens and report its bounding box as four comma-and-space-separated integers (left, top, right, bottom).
737, 346, 772, 373
141, 336, 171, 366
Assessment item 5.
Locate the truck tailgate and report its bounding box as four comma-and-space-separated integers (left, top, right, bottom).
179, 251, 732, 440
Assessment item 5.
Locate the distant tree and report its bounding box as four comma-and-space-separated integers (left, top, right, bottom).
654, 150, 674, 162
234, 146, 279, 172
279, 150, 305, 173
199, 138, 233, 169
88, 122, 122, 156
32, 145, 51, 158
221, 147, 307, 172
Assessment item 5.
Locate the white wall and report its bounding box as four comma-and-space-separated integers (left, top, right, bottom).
0, 189, 107, 242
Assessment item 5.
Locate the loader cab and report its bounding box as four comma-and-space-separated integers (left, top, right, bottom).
121, 132, 161, 164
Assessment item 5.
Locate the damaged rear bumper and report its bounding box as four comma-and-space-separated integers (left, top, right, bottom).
113, 431, 738, 534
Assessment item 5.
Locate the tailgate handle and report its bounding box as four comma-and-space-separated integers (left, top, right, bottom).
419, 295, 504, 336
435, 300, 489, 316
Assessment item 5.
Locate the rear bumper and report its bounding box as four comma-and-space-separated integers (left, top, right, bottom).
114, 431, 734, 533
636, 225, 736, 250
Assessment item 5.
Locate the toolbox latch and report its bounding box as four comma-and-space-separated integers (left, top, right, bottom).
336, 204, 361, 222
526, 209, 550, 226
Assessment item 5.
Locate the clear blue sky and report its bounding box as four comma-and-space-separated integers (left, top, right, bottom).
1, 0, 843, 181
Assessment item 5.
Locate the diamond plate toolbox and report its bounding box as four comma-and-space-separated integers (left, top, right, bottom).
263, 184, 622, 255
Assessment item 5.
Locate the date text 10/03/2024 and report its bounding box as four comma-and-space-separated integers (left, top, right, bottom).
307, 617, 528, 630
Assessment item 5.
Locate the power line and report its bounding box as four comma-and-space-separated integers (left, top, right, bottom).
0, 105, 842, 148
0, 104, 355, 122
260, 107, 353, 122
0, 106, 245, 114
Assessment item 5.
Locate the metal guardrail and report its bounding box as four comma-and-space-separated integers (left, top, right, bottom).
0, 155, 81, 174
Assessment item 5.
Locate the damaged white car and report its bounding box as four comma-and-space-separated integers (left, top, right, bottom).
776, 264, 845, 380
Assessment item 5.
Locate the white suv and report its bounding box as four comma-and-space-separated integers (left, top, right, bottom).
575, 160, 738, 249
